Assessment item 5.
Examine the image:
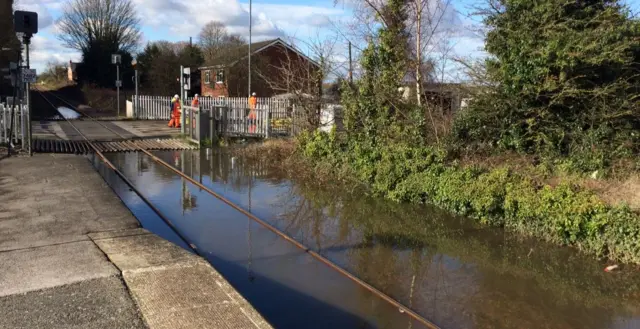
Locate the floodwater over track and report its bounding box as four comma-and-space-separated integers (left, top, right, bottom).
56, 106, 81, 119
95, 148, 640, 329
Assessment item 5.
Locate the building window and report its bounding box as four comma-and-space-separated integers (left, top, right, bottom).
204, 70, 211, 84
216, 70, 224, 84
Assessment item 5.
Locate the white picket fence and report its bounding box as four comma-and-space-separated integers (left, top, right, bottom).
132, 95, 290, 121
0, 102, 28, 146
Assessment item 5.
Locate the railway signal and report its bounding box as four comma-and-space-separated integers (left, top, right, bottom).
2, 62, 18, 87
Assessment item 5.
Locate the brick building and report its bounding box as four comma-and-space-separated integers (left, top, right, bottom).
199, 38, 320, 98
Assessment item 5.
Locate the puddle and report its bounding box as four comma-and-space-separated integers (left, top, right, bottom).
56, 106, 81, 119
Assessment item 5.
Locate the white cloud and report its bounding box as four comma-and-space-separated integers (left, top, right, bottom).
133, 0, 286, 41
29, 34, 80, 72
14, 1, 57, 30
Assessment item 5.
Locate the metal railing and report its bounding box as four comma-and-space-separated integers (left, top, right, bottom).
0, 102, 28, 147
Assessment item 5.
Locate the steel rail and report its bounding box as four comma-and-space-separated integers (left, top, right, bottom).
35, 88, 199, 255
39, 89, 441, 329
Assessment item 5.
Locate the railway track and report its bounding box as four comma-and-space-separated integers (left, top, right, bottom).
36, 89, 441, 329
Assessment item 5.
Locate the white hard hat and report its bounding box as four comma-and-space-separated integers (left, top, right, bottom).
252, 92, 256, 96
173, 94, 179, 98
194, 94, 199, 97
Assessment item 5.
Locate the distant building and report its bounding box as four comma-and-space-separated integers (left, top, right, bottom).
67, 60, 80, 82
399, 82, 472, 113
199, 38, 320, 98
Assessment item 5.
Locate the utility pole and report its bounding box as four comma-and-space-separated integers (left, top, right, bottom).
248, 0, 252, 97
348, 41, 353, 84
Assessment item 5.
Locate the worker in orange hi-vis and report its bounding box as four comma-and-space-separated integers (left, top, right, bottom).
167, 95, 177, 127
168, 95, 182, 128
190, 94, 200, 129
248, 92, 257, 133
191, 94, 200, 107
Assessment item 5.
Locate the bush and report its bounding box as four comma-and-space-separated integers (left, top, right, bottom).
300, 136, 640, 263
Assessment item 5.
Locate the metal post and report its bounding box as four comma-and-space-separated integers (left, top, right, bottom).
180, 65, 185, 134
248, 0, 252, 97
348, 41, 353, 84
116, 64, 120, 117
26, 40, 31, 154
135, 69, 139, 118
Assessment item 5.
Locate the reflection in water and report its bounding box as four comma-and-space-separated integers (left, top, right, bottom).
105, 149, 640, 329
56, 106, 81, 119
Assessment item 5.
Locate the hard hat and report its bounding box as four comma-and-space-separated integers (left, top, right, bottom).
194, 94, 199, 97
173, 94, 179, 98
252, 92, 256, 96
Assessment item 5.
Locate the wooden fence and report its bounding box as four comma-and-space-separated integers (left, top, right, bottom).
0, 103, 28, 146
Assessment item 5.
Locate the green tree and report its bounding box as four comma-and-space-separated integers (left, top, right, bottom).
136, 41, 203, 95
342, 0, 419, 145
455, 0, 640, 159
57, 0, 141, 88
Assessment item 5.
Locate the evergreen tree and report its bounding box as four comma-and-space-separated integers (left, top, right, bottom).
343, 0, 415, 144
456, 0, 640, 157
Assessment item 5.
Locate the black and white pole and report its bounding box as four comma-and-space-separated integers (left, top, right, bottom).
117, 64, 120, 117
112, 54, 122, 118
25, 37, 31, 154
180, 65, 185, 134
132, 58, 139, 119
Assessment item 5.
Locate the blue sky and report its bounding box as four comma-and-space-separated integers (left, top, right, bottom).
14, 0, 640, 76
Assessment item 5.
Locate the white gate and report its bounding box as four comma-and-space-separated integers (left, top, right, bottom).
0, 103, 28, 146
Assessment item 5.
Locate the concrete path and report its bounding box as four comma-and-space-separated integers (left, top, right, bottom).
0, 154, 272, 329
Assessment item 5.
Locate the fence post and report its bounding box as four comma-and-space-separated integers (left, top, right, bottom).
21, 105, 25, 149
1, 104, 5, 144
265, 106, 270, 139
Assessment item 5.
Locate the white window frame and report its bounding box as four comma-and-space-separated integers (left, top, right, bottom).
204, 70, 211, 84
215, 70, 224, 84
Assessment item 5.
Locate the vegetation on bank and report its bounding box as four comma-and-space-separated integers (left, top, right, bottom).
287, 1, 640, 263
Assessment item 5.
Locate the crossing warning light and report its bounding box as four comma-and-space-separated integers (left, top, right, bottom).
14, 11, 38, 35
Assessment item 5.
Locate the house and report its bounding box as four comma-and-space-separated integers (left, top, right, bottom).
67, 60, 80, 82
199, 38, 321, 98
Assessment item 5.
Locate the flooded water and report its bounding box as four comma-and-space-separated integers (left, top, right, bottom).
56, 106, 81, 119
95, 149, 640, 329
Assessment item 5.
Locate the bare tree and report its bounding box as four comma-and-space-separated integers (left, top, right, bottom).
57, 0, 141, 53
257, 35, 340, 132
406, 0, 453, 106
198, 21, 245, 65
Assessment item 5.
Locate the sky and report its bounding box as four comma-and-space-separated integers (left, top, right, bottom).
13, 0, 640, 78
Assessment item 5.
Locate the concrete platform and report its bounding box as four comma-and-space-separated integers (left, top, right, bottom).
0, 154, 139, 251
0, 154, 272, 329
0, 277, 146, 329
0, 241, 119, 297
92, 231, 272, 329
